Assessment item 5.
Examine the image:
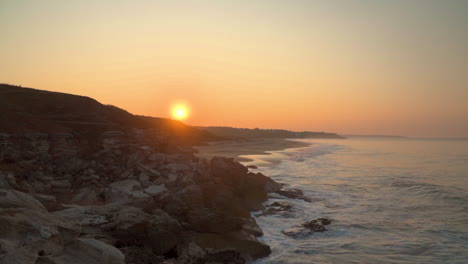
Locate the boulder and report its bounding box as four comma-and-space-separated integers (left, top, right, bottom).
42, 238, 125, 264
31, 193, 59, 211
187, 209, 244, 233
0, 172, 18, 189
104, 207, 182, 255
166, 163, 191, 173
191, 231, 271, 261
303, 218, 331, 232
0, 190, 125, 264
0, 189, 47, 212
51, 180, 72, 189
71, 187, 100, 205
105, 179, 151, 204
144, 184, 167, 197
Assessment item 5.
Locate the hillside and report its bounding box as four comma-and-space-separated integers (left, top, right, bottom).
0, 84, 216, 146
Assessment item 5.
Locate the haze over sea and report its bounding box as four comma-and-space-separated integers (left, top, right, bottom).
242, 137, 468, 264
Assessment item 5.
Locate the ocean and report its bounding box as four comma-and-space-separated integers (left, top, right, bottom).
241, 137, 468, 264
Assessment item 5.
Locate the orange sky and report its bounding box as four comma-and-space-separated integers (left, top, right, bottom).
1, 0, 467, 137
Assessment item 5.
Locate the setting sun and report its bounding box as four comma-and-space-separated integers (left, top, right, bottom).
171, 104, 189, 120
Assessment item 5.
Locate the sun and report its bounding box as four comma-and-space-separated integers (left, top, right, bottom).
171, 104, 189, 120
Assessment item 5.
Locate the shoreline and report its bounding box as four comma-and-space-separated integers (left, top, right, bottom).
194, 138, 312, 163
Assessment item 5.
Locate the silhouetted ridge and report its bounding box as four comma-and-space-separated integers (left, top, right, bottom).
0, 84, 215, 145
197, 126, 345, 139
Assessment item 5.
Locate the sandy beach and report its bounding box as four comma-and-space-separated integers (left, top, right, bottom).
194, 138, 311, 163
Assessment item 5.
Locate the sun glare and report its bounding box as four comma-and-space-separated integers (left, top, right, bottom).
171, 104, 189, 120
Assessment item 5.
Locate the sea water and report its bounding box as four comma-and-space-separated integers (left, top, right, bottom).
242, 137, 468, 264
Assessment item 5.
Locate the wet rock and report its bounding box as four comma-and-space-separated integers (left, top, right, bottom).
276, 188, 312, 202
242, 218, 263, 237
303, 218, 331, 231
282, 218, 332, 238
257, 201, 293, 217
246, 165, 258, 169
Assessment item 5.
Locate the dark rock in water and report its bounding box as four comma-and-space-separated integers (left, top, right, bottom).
270, 201, 293, 210
242, 218, 264, 236
302, 218, 331, 232
282, 218, 332, 238
276, 188, 312, 202
246, 165, 258, 169
257, 201, 293, 217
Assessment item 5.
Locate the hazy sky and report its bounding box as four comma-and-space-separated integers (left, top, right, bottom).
1, 0, 467, 137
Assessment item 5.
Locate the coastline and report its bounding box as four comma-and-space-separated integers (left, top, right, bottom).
194, 138, 311, 163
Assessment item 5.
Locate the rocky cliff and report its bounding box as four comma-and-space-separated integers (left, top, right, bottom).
0, 85, 281, 264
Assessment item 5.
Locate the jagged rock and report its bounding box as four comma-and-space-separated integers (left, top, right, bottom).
0, 190, 125, 264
